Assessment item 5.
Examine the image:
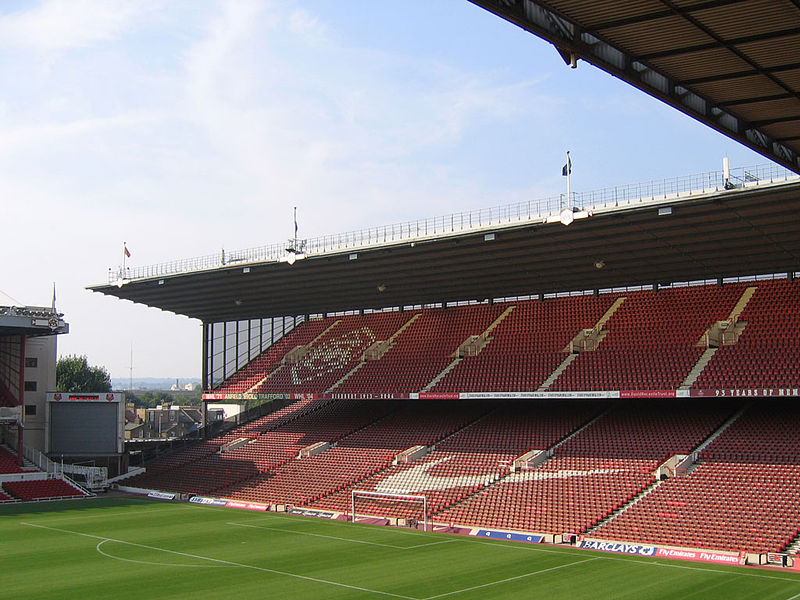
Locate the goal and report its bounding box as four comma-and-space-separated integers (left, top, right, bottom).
351, 490, 428, 531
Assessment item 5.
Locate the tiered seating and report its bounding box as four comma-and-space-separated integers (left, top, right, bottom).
0, 488, 13, 501
133, 400, 396, 495
3, 478, 85, 500
0, 446, 23, 474
311, 401, 603, 517
128, 398, 326, 484
335, 305, 505, 393
131, 441, 221, 480
434, 296, 614, 392
594, 401, 800, 552
552, 284, 745, 390
594, 462, 800, 553
132, 453, 263, 495
437, 456, 655, 533
219, 401, 489, 505
257, 312, 416, 393
556, 401, 735, 465
694, 279, 800, 389
215, 319, 333, 393
211, 397, 327, 446
126, 391, 800, 555
435, 401, 731, 533
208, 281, 799, 395
701, 401, 800, 464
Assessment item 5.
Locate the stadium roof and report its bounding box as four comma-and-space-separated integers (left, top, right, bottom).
0, 292, 69, 337
89, 178, 800, 322
468, 0, 800, 174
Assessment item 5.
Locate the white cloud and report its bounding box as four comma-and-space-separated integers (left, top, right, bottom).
287, 8, 327, 41
170, 3, 558, 244
0, 0, 155, 52
6, 1, 764, 379
0, 112, 162, 153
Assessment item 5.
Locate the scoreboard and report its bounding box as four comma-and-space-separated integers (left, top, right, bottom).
46, 392, 124, 455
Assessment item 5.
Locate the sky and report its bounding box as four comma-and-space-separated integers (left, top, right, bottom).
0, 0, 771, 382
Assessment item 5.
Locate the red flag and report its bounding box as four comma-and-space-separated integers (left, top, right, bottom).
124, 245, 131, 258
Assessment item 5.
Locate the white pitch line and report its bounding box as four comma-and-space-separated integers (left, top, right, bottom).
421, 557, 600, 599
445, 536, 800, 584
20, 522, 418, 600
228, 521, 455, 550
628, 557, 800, 584
21, 511, 800, 592
95, 539, 228, 568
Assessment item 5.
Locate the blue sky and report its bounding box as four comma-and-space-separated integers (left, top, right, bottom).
0, 0, 769, 380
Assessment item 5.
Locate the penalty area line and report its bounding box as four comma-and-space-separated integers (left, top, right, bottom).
421, 557, 600, 599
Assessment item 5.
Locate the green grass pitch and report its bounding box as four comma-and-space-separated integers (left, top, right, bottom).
3, 497, 800, 599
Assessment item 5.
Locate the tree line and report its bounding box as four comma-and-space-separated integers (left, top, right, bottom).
55, 355, 202, 407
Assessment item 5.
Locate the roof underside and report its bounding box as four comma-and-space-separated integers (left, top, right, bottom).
468, 0, 800, 174
89, 182, 800, 322
0, 316, 68, 338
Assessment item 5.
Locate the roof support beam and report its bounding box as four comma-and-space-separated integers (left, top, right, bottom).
636, 28, 800, 62
467, 0, 800, 174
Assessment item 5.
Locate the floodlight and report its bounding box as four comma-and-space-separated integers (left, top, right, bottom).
543, 207, 592, 226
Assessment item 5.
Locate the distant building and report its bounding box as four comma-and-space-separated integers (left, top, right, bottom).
127, 404, 222, 440
169, 380, 201, 392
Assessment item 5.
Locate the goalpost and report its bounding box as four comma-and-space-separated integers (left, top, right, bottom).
351, 490, 428, 532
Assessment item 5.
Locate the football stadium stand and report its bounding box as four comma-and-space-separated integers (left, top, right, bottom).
120, 278, 800, 556
593, 461, 800, 554
256, 312, 415, 394
127, 395, 800, 553
0, 445, 90, 502
693, 280, 800, 390
432, 295, 613, 392
311, 401, 604, 518
212, 278, 800, 395
105, 276, 800, 557
592, 402, 800, 552
0, 446, 24, 474
2, 478, 86, 501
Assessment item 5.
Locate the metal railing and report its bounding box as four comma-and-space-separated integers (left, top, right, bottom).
23, 446, 108, 490
107, 162, 798, 284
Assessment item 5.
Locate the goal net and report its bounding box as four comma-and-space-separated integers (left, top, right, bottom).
351, 490, 427, 531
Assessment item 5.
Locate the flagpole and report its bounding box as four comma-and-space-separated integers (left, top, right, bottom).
123, 241, 127, 274
566, 150, 571, 209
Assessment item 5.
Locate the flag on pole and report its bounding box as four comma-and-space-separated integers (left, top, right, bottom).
562, 153, 572, 176
124, 244, 131, 258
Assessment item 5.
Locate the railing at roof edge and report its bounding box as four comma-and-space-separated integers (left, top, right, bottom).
108, 163, 799, 284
